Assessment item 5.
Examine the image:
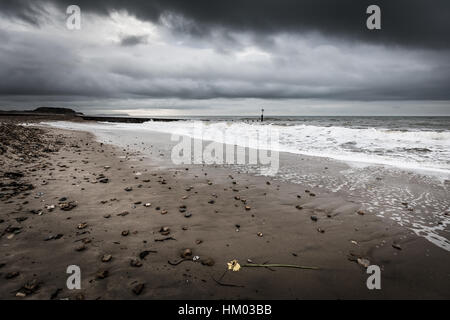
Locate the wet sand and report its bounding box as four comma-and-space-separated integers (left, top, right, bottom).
0, 121, 449, 299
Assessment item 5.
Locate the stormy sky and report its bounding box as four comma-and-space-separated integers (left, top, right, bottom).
0, 0, 449, 116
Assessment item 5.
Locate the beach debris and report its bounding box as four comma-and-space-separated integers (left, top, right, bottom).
132, 283, 145, 295
121, 230, 130, 236
350, 240, 358, 245
226, 259, 318, 272
357, 258, 370, 268
144, 202, 151, 207
45, 204, 55, 211
117, 211, 129, 217
16, 279, 40, 297
184, 212, 192, 218
96, 270, 109, 279
392, 243, 402, 250
193, 255, 200, 262
101, 254, 112, 262
139, 250, 157, 260
130, 259, 143, 267
59, 201, 77, 211
77, 222, 88, 230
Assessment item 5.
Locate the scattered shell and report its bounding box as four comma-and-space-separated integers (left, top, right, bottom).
121, 230, 129, 236
310, 216, 318, 222
392, 243, 402, 250
257, 232, 263, 237
184, 212, 192, 218
101, 254, 112, 262
144, 203, 152, 207
161, 209, 168, 215
245, 205, 251, 211
357, 258, 370, 268
77, 222, 88, 229
357, 210, 365, 216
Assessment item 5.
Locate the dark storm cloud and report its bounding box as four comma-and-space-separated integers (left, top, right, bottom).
1, 0, 449, 49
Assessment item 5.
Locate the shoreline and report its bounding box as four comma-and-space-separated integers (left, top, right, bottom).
0, 121, 449, 299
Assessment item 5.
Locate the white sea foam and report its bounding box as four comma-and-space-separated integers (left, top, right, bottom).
42, 120, 450, 176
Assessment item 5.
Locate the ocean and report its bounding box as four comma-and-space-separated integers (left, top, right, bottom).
42, 116, 450, 251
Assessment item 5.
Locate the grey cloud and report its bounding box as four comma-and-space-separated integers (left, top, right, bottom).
1, 0, 449, 49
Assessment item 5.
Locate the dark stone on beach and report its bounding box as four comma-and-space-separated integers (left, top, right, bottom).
75, 244, 86, 252
50, 288, 63, 300
5, 271, 20, 279
317, 227, 325, 233
297, 195, 301, 199
98, 178, 109, 183
124, 187, 133, 192
208, 199, 215, 204
44, 233, 63, 241
139, 250, 156, 260
132, 283, 145, 295
96, 270, 109, 279
121, 230, 129, 236
59, 201, 77, 211
59, 197, 67, 202
181, 248, 193, 258
309, 193, 316, 197
117, 211, 129, 217
201, 258, 215, 266
392, 243, 402, 250
103, 214, 111, 218
184, 212, 192, 218
130, 259, 143, 267
295, 205, 303, 210
310, 215, 318, 222
15, 217, 28, 223
357, 210, 365, 216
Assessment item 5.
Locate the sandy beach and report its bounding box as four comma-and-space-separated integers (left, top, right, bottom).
0, 119, 449, 300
